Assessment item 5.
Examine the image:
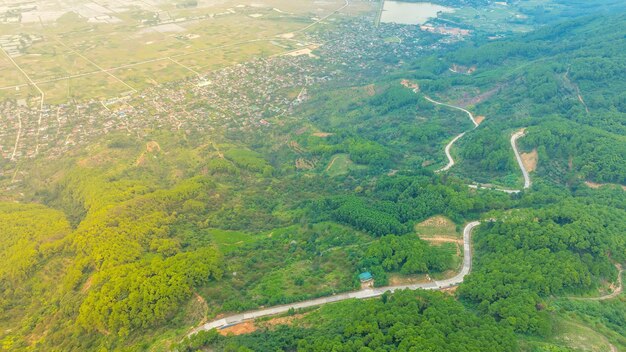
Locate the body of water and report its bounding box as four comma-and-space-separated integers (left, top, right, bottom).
380, 1, 454, 25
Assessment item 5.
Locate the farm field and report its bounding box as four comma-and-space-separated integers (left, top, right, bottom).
0, 0, 365, 102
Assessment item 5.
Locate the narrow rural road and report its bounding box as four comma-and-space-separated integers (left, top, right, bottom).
10, 112, 21, 161
568, 264, 623, 301
424, 95, 531, 192
466, 132, 530, 193
189, 221, 481, 335
293, 0, 350, 34
189, 93, 536, 337
511, 129, 532, 190
424, 96, 478, 127
425, 95, 476, 174
437, 132, 465, 173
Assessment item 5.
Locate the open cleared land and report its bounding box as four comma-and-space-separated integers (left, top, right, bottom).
522, 317, 619, 352
415, 216, 460, 240
325, 153, 352, 177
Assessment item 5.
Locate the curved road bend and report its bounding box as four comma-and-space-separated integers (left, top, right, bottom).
424, 96, 479, 128
189, 221, 481, 335
189, 100, 533, 336
424, 96, 477, 174
424, 95, 531, 192
437, 132, 465, 173
466, 130, 530, 193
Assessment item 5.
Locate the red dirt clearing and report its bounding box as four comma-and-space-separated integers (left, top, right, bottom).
218, 321, 257, 336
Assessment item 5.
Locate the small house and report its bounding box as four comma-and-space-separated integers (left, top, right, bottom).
358, 272, 373, 283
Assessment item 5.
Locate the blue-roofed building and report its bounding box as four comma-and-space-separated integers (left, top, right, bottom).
359, 272, 373, 282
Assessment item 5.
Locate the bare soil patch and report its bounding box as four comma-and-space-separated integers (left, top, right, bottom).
400, 79, 419, 92
422, 236, 463, 244
262, 313, 311, 328
295, 127, 308, 135
422, 237, 462, 256
455, 85, 502, 107
135, 153, 146, 167
585, 181, 626, 191
284, 45, 319, 58
326, 155, 340, 171
521, 148, 538, 173
449, 64, 476, 74
418, 215, 452, 228
146, 141, 161, 153
585, 181, 602, 189
193, 291, 209, 324
440, 286, 459, 295
81, 276, 93, 293
360, 280, 374, 289
415, 216, 460, 243
388, 273, 431, 286
296, 158, 316, 170
289, 140, 305, 154
312, 132, 333, 137
218, 321, 257, 336
475, 115, 485, 125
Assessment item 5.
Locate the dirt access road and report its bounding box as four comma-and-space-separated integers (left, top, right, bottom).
568, 264, 623, 301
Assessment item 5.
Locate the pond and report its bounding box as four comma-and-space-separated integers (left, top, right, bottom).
380, 1, 454, 25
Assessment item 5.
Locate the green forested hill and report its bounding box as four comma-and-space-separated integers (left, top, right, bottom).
0, 133, 496, 349
415, 14, 626, 185
1, 5, 625, 352
182, 290, 519, 352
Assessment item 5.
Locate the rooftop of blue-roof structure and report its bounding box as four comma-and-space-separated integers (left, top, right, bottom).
359, 272, 373, 281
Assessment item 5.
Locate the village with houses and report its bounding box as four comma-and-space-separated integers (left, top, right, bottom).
0, 6, 475, 192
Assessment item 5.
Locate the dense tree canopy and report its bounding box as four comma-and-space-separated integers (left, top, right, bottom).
1, 5, 625, 352
459, 201, 625, 334
177, 290, 518, 352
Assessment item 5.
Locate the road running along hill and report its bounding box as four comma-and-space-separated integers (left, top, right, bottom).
189, 221, 480, 335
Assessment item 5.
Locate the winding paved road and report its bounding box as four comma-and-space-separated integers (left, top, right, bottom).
425, 96, 478, 127
511, 129, 531, 190
188, 94, 535, 337
426, 95, 477, 174
426, 95, 531, 192
189, 221, 481, 335
437, 132, 465, 173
